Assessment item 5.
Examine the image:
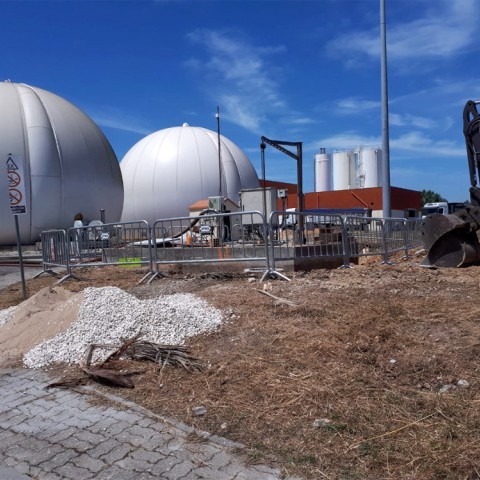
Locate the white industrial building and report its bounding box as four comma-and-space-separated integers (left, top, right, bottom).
314, 146, 382, 192
120, 124, 259, 226
0, 81, 124, 245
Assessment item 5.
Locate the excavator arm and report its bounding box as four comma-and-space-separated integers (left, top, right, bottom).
464, 100, 480, 206
421, 100, 480, 267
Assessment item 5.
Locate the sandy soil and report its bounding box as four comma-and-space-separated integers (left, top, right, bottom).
1, 255, 480, 479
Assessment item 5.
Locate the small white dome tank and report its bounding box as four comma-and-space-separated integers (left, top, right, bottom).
314, 148, 331, 192
0, 81, 123, 245
332, 150, 353, 190
120, 124, 259, 224
361, 147, 382, 188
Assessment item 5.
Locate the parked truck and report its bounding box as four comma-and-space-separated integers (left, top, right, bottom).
421, 202, 464, 217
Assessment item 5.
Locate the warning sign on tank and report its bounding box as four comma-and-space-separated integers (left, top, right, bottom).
5, 154, 27, 215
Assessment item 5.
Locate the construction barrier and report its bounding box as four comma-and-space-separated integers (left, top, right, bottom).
38, 221, 152, 284
269, 211, 348, 270
36, 229, 70, 280
39, 213, 425, 283
149, 211, 272, 281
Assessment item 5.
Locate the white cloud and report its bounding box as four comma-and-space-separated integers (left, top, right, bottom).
389, 113, 436, 129
89, 107, 152, 136
336, 97, 379, 113
279, 116, 316, 126
326, 0, 479, 65
305, 132, 381, 152
390, 131, 464, 157
305, 130, 463, 158
185, 29, 286, 132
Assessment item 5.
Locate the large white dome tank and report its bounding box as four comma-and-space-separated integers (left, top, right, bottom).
332, 150, 353, 190
120, 124, 259, 224
0, 81, 123, 245
361, 147, 382, 188
314, 148, 331, 192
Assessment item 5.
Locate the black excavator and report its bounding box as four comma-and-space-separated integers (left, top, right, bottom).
421, 100, 480, 267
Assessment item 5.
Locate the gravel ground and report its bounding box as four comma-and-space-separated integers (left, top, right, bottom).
23, 286, 224, 368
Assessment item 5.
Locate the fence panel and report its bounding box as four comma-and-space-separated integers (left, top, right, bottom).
343, 216, 386, 263
67, 220, 153, 274
405, 218, 423, 250
269, 211, 347, 267
383, 218, 408, 259
151, 211, 269, 275
40, 229, 69, 270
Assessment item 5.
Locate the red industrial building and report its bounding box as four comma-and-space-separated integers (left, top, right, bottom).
260, 180, 421, 218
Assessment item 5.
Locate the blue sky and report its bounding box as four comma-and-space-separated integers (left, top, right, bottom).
2, 0, 479, 202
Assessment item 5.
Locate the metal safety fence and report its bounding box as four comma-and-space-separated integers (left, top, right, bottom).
149, 210, 271, 282
39, 212, 424, 283
269, 211, 348, 271
39, 221, 153, 284
36, 229, 70, 281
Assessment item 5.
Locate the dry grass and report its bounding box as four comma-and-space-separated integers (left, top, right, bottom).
3, 261, 480, 479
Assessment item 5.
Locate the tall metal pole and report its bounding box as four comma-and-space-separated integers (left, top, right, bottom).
260, 141, 270, 269
380, 0, 391, 217
216, 106, 222, 198
14, 215, 27, 300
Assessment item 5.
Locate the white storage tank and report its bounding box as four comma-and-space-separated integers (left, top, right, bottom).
120, 124, 259, 225
332, 150, 353, 190
361, 147, 382, 188
0, 81, 124, 245
314, 148, 331, 192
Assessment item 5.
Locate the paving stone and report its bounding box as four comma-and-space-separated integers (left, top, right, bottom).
38, 449, 78, 472
120, 433, 148, 448
58, 435, 92, 452
95, 419, 131, 436
39, 472, 64, 480
71, 453, 108, 473
62, 415, 96, 429
129, 424, 156, 440
0, 410, 27, 427
87, 438, 121, 458
149, 457, 181, 476
136, 417, 155, 428
74, 429, 109, 445
130, 448, 167, 464
46, 425, 78, 443
116, 456, 155, 473
183, 466, 234, 480
54, 462, 96, 479
98, 468, 156, 480
1, 369, 292, 480
5, 438, 47, 461
209, 450, 234, 468
139, 432, 173, 451
164, 459, 196, 479
0, 467, 31, 479
89, 417, 123, 434
101, 444, 134, 464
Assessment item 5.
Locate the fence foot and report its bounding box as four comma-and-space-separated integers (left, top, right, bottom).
144, 271, 166, 285
54, 273, 81, 285
260, 269, 291, 282
33, 269, 58, 279
380, 260, 394, 266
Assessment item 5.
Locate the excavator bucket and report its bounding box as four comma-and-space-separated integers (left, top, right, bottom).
421, 213, 480, 267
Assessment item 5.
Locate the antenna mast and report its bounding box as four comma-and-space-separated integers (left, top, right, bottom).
216, 106, 222, 198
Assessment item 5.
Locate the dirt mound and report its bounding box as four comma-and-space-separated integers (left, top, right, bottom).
0, 286, 83, 366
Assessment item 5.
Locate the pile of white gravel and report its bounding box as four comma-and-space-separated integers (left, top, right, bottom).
23, 286, 224, 368
0, 306, 17, 327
